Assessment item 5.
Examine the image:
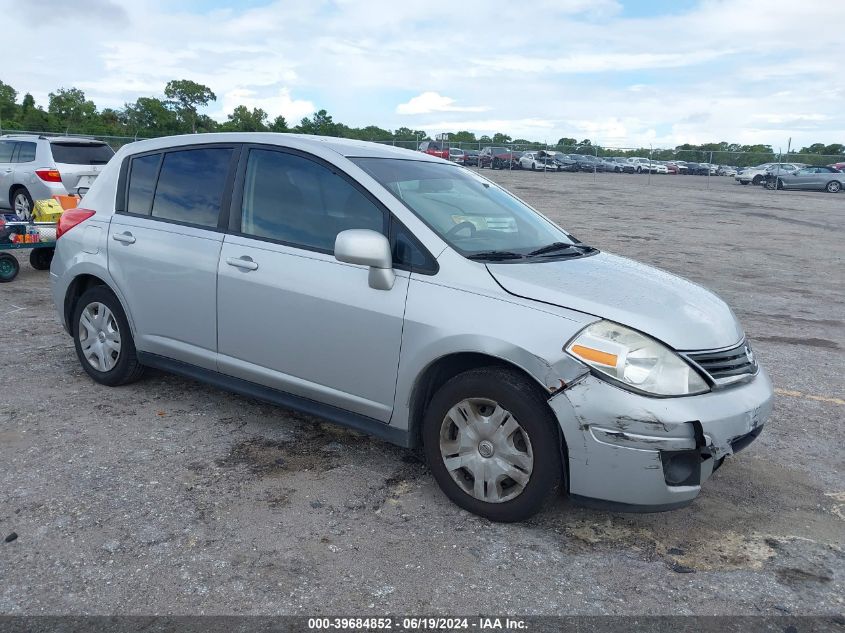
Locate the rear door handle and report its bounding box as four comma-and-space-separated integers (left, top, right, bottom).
112, 232, 135, 244
226, 256, 258, 271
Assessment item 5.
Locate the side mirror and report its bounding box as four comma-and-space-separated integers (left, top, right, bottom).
334, 229, 395, 291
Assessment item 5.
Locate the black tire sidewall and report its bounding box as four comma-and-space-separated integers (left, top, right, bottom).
29, 248, 54, 270
71, 286, 140, 386
12, 188, 33, 220
0, 253, 20, 282
422, 368, 562, 522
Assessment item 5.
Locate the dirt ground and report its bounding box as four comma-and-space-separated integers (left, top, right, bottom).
0, 171, 842, 616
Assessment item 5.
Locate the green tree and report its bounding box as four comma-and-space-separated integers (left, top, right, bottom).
492, 132, 512, 144
18, 93, 48, 131
297, 109, 339, 136
450, 130, 477, 144
122, 97, 179, 135
164, 79, 216, 133
0, 80, 17, 126
556, 137, 577, 147
270, 115, 289, 132
223, 105, 268, 132
48, 87, 97, 130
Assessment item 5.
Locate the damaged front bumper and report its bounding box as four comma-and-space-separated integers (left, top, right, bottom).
549, 367, 774, 511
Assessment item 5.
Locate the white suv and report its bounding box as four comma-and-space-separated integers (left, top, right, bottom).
0, 134, 114, 219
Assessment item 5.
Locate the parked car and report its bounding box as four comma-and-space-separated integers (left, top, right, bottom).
51, 133, 773, 522
569, 153, 605, 172
419, 141, 450, 160
549, 152, 579, 172
626, 158, 665, 174
762, 165, 845, 193
734, 163, 801, 185
0, 134, 115, 220
448, 148, 467, 164
717, 165, 738, 177
826, 162, 845, 172
604, 157, 636, 173
519, 150, 558, 171
463, 149, 480, 167
672, 161, 690, 175
479, 146, 520, 169
684, 162, 707, 176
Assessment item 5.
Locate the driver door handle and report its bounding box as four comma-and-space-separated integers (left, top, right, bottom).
226, 256, 259, 271
112, 232, 135, 244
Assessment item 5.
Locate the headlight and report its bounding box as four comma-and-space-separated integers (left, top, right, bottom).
565, 321, 709, 396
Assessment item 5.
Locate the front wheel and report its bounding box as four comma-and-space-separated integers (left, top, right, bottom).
72, 286, 145, 386
826, 181, 841, 193
423, 367, 563, 522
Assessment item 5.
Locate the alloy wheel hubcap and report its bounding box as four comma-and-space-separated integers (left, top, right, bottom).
14, 194, 31, 220
439, 398, 533, 503
78, 302, 121, 372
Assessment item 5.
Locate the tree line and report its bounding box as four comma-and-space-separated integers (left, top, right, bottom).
1, 78, 842, 166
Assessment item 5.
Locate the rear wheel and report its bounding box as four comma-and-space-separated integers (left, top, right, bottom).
423, 367, 563, 522
826, 181, 841, 193
11, 187, 33, 221
752, 175, 762, 185
29, 247, 54, 271
0, 253, 20, 282
72, 286, 145, 386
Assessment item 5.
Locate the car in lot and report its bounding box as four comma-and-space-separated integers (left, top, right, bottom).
549, 152, 579, 172
826, 161, 845, 172
568, 153, 605, 172
51, 133, 773, 522
717, 165, 738, 177
448, 148, 467, 164
734, 163, 801, 185
479, 146, 520, 169
605, 157, 636, 173
418, 141, 450, 160
627, 157, 666, 174
463, 149, 480, 167
519, 150, 558, 171
763, 165, 845, 192
0, 134, 115, 220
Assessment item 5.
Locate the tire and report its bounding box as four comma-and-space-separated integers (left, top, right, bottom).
29, 247, 54, 271
636, 167, 642, 174
764, 179, 776, 190
531, 162, 536, 171
0, 253, 20, 282
11, 187, 33, 221
740, 181, 749, 185
422, 367, 563, 522
71, 286, 145, 386
826, 181, 841, 193
752, 175, 762, 186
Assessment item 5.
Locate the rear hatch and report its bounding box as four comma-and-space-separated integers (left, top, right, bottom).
49, 141, 115, 193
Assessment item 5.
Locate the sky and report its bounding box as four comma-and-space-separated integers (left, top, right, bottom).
1, 0, 842, 149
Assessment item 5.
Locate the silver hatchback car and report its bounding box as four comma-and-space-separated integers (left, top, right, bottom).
0, 134, 115, 220
51, 133, 773, 521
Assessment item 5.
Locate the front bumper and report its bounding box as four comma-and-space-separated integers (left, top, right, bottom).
549, 367, 773, 510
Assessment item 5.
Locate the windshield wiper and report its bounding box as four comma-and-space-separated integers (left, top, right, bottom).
467, 250, 525, 261
527, 242, 595, 257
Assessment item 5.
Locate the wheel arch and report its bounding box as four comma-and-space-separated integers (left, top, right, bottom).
64, 273, 135, 338
406, 352, 570, 461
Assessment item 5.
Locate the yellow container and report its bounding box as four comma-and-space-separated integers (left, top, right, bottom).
33, 199, 64, 223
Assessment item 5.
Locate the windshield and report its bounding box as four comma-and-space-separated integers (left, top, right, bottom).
352, 158, 580, 258
50, 142, 114, 165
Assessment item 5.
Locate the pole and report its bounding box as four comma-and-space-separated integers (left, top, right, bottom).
707, 151, 712, 190
648, 144, 652, 185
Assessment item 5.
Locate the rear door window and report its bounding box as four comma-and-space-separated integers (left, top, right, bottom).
50, 142, 115, 165
151, 148, 233, 228
0, 141, 16, 163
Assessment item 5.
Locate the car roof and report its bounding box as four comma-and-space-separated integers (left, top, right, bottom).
0, 134, 106, 144
121, 133, 441, 162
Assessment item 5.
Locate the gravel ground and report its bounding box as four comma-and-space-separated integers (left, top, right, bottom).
0, 172, 842, 616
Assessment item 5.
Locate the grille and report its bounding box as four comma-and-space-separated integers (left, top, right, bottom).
685, 340, 757, 386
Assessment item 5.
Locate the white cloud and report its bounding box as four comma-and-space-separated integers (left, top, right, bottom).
219, 87, 315, 123
0, 0, 842, 149
396, 92, 489, 115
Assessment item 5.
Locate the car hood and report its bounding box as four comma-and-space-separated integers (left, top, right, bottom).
487, 252, 744, 351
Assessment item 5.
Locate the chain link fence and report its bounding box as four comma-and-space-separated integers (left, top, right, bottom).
5, 128, 842, 191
